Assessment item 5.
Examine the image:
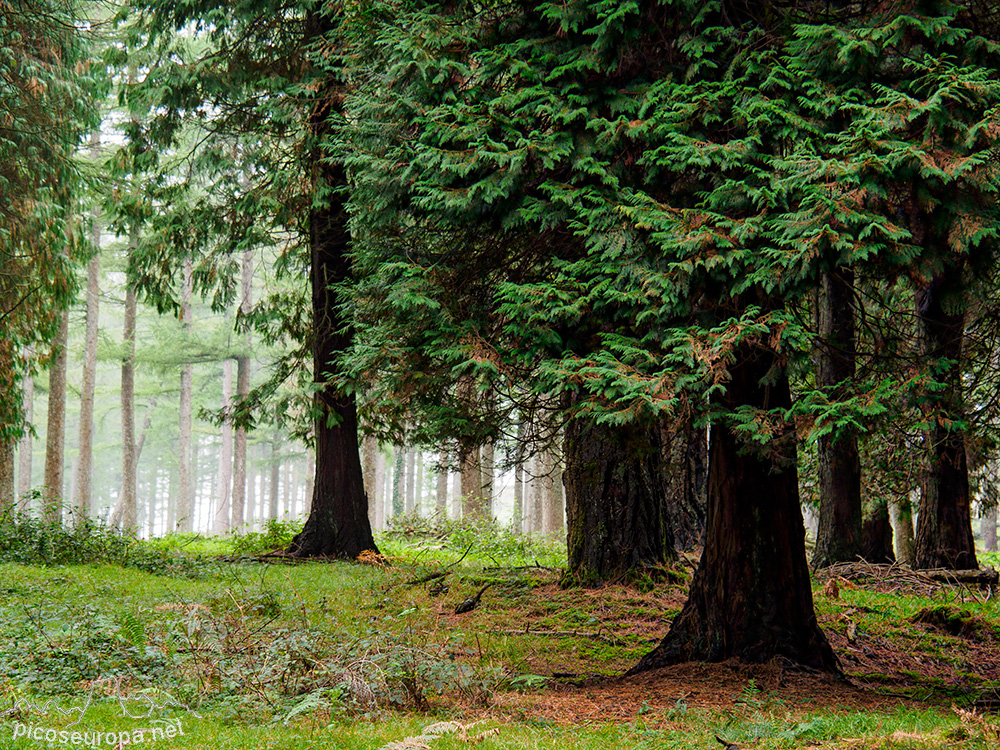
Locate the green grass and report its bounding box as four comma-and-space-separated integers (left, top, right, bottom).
0, 520, 997, 750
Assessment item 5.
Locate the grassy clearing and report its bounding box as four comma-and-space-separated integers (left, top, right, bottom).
0, 519, 997, 750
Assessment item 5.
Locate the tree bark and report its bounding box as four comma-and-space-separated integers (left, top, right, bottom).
17, 349, 34, 508
269, 438, 280, 519
177, 258, 194, 532
528, 453, 544, 534
75, 218, 100, 521
914, 269, 977, 570
890, 494, 917, 566
812, 268, 863, 568
415, 450, 424, 515
435, 453, 448, 520
362, 435, 377, 528
0, 440, 14, 512
630, 349, 838, 673
563, 415, 675, 586
481, 442, 494, 518
660, 418, 708, 552
461, 445, 487, 520
391, 446, 403, 519
119, 283, 137, 531
43, 310, 69, 523
862, 497, 895, 564
404, 447, 416, 514
232, 246, 253, 533
541, 443, 563, 536
374, 446, 386, 529
213, 358, 234, 535
983, 505, 997, 553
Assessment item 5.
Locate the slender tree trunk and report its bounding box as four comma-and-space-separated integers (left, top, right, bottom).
513, 441, 525, 533
0, 440, 14, 512
270, 439, 280, 519
983, 506, 998, 553
481, 442, 494, 518
435, 454, 448, 520
811, 268, 863, 568
75, 216, 101, 521
246, 450, 256, 530
232, 246, 252, 533
362, 435, 377, 528
541, 443, 563, 536
528, 454, 544, 534
283, 459, 293, 515
119, 283, 137, 531
374, 447, 386, 530
17, 349, 34, 507
630, 348, 838, 673
214, 359, 234, 535
914, 268, 977, 570
890, 494, 917, 566
450, 469, 461, 520
177, 259, 194, 533
43, 310, 69, 522
414, 451, 424, 516
563, 415, 674, 586
391, 446, 403, 518
404, 447, 416, 514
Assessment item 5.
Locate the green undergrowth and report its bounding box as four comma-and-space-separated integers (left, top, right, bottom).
0, 521, 996, 749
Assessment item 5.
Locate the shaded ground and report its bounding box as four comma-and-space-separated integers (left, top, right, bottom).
409, 560, 1000, 725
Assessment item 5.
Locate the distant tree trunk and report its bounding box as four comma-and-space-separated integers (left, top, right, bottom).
481, 442, 494, 517
283, 460, 293, 515
303, 448, 315, 515
232, 246, 252, 533
812, 269, 863, 568
890, 494, 917, 566
630, 349, 838, 673
415, 451, 424, 515
528, 454, 544, 534
374, 447, 386, 529
512, 437, 525, 532
914, 268, 977, 570
862, 497, 895, 564
461, 445, 486, 520
17, 350, 34, 507
177, 259, 194, 533
119, 283, 137, 531
563, 414, 675, 586
404, 447, 416, 514
541, 444, 563, 536
435, 455, 448, 520
245, 452, 256, 530
0, 440, 14, 512
391, 446, 403, 518
983, 506, 998, 553
75, 233, 100, 521
269, 439, 280, 519
660, 418, 708, 551
43, 310, 69, 523
362, 435, 377, 527
450, 469, 461, 519
214, 359, 234, 535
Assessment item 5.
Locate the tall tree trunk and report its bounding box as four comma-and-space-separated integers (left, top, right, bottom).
43, 310, 69, 523
528, 454, 544, 534
435, 454, 448, 520
983, 505, 998, 553
287, 10, 376, 558
362, 435, 377, 528
890, 494, 917, 566
374, 446, 386, 529
214, 359, 234, 535
461, 445, 486, 520
404, 447, 416, 514
630, 349, 838, 673
481, 442, 494, 518
540, 443, 563, 536
303, 447, 315, 515
246, 450, 256, 530
512, 440, 525, 533
0, 440, 14, 512
914, 268, 977, 570
269, 438, 280, 519
17, 348, 34, 508
177, 259, 194, 533
414, 451, 424, 516
563, 415, 675, 586
812, 268, 863, 568
391, 446, 403, 519
450, 469, 461, 520
232, 246, 252, 534
660, 418, 708, 552
75, 213, 101, 521
119, 284, 137, 531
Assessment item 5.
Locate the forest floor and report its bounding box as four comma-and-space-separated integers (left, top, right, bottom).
0, 523, 998, 750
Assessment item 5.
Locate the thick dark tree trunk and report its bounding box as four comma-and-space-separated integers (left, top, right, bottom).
812, 269, 863, 568
660, 418, 707, 552
861, 497, 895, 563
630, 349, 838, 673
563, 413, 675, 586
914, 270, 977, 570
288, 9, 376, 558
